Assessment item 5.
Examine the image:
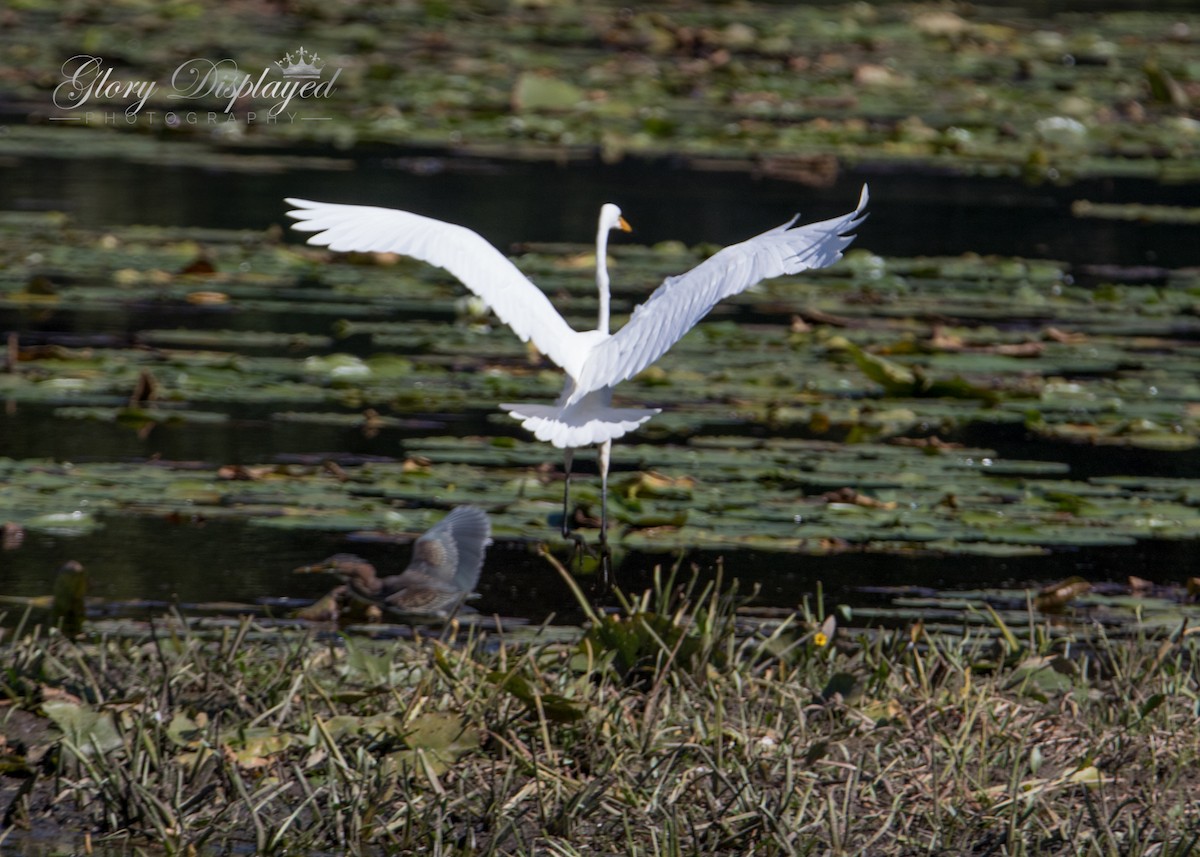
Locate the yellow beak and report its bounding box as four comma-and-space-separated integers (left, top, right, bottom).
618, 215, 632, 233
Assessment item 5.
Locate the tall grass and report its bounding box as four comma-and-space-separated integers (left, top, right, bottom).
1, 582, 1197, 855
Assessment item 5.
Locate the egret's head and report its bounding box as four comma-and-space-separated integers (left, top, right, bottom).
599, 203, 632, 234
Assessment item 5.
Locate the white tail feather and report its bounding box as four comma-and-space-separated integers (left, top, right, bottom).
499, 401, 659, 449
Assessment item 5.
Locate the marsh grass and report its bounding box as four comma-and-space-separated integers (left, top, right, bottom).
1, 576, 1199, 856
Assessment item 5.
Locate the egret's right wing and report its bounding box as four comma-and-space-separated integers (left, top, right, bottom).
569, 186, 868, 402
286, 199, 585, 375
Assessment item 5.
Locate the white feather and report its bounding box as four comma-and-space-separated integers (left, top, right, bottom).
285, 199, 590, 377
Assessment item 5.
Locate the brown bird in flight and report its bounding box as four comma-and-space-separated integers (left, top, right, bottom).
297, 506, 491, 618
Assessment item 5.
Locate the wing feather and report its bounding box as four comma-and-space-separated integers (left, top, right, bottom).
285, 199, 586, 375
569, 185, 868, 402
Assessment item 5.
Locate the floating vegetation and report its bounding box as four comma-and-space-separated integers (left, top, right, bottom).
3, 3, 1200, 182
1073, 200, 1200, 224
1, 428, 1198, 555
1, 214, 1199, 564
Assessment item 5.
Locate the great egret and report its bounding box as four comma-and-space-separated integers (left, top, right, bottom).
297, 505, 491, 617
286, 187, 869, 545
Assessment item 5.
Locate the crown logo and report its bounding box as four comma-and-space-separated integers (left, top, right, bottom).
275, 47, 324, 79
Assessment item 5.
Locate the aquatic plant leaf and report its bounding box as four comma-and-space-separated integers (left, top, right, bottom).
487, 670, 585, 723
42, 700, 124, 758
1007, 655, 1077, 699
1067, 764, 1108, 787
222, 727, 297, 768
831, 337, 1000, 404
403, 712, 481, 758
341, 636, 396, 686
166, 712, 206, 747
820, 672, 860, 703
23, 511, 98, 537
309, 713, 405, 743
512, 72, 585, 112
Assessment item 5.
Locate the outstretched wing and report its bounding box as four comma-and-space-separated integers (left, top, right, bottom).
285, 199, 586, 375
568, 185, 868, 404
405, 505, 492, 593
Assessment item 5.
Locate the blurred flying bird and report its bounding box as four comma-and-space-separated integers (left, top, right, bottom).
296, 505, 491, 618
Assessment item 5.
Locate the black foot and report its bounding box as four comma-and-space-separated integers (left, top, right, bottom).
598, 540, 612, 591
565, 530, 594, 564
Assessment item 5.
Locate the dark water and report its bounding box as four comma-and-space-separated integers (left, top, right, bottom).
2, 513, 1190, 626
1, 151, 1198, 623
3, 401, 1199, 482
3, 152, 1198, 267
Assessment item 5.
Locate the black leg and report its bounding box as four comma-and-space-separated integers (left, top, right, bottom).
598, 440, 613, 589
561, 448, 575, 539
598, 440, 611, 548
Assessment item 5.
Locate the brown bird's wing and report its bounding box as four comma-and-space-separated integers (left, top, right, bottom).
403, 506, 491, 593
382, 573, 466, 616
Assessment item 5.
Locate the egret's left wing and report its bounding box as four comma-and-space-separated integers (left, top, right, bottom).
568, 185, 868, 403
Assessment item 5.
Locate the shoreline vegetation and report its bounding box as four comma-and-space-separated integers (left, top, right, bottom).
2, 565, 1199, 855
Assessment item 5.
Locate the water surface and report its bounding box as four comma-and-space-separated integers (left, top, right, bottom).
1, 152, 1197, 623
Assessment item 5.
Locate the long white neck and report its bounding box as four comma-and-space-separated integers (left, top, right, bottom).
595, 222, 611, 334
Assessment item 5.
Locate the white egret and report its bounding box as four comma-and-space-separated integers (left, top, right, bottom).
285, 186, 868, 546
